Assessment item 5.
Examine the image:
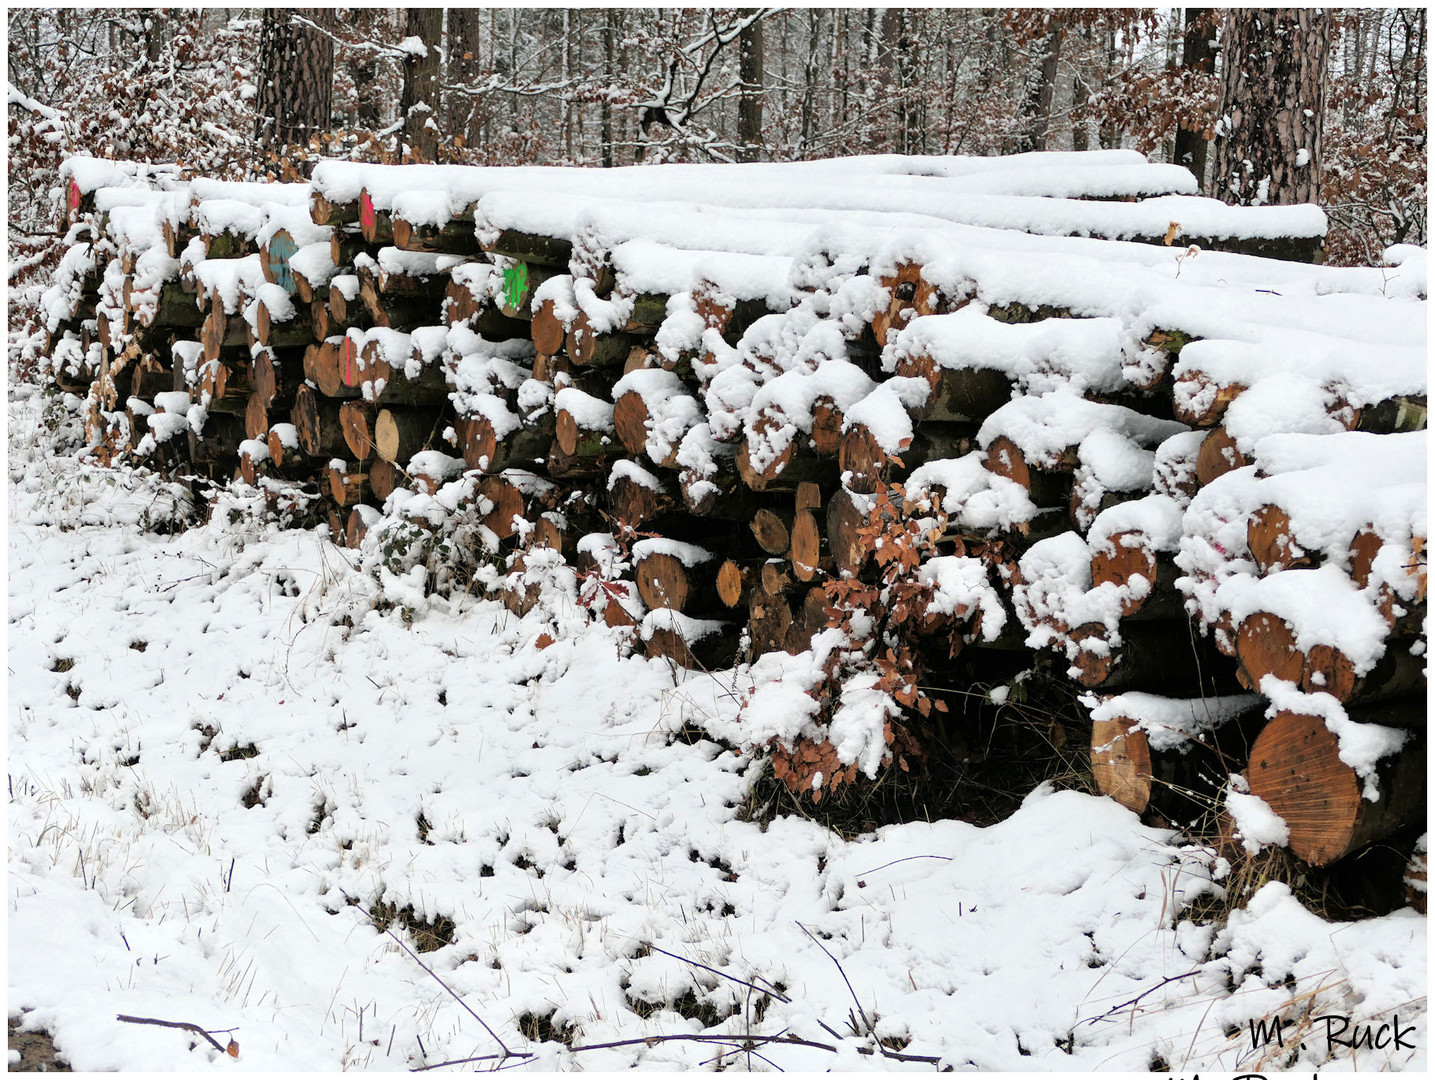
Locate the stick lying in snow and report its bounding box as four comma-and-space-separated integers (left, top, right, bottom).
115, 1014, 236, 1056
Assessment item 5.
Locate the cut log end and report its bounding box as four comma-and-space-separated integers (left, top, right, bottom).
1248, 711, 1424, 867
1234, 612, 1303, 691
1090, 715, 1153, 815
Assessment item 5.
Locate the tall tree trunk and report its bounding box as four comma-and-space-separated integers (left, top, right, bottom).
737, 11, 766, 161
1212, 9, 1331, 206
1018, 18, 1064, 153
400, 8, 443, 162
143, 11, 165, 62
600, 10, 617, 167
445, 8, 483, 147
1174, 9, 1217, 187
255, 9, 336, 166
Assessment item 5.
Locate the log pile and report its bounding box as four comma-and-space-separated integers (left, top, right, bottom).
39, 150, 1426, 882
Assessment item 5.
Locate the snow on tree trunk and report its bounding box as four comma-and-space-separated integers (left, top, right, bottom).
401, 8, 443, 163
1212, 9, 1331, 207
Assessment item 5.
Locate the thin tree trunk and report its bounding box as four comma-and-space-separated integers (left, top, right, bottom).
601, 10, 616, 167
1019, 18, 1063, 153
737, 11, 765, 162
1174, 9, 1217, 187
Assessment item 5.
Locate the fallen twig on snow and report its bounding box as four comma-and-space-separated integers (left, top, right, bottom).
115, 1013, 235, 1056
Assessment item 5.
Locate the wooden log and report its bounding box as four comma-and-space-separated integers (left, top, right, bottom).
1065, 620, 1237, 693
357, 274, 432, 330
188, 410, 245, 464
982, 435, 1076, 507
891, 354, 1014, 425
760, 559, 802, 598
341, 400, 377, 461
555, 396, 614, 459
692, 278, 770, 341
328, 230, 367, 269
304, 339, 362, 400
245, 392, 270, 441
1234, 612, 1305, 690
751, 508, 794, 556
132, 281, 203, 329
1247, 708, 1426, 866
872, 262, 953, 347
255, 296, 312, 350
841, 421, 980, 496
358, 189, 392, 244
1089, 701, 1265, 821
1153, 430, 1206, 506
129, 363, 175, 403
392, 212, 480, 255
1300, 640, 1426, 705
784, 586, 833, 655
1130, 328, 1192, 392
457, 412, 552, 473
496, 261, 558, 320
716, 559, 756, 609
201, 305, 247, 363
1088, 531, 1185, 619
1194, 426, 1250, 486
328, 278, 367, 329
1344, 393, 1427, 435
530, 298, 568, 356
1247, 504, 1317, 574
566, 310, 638, 368
346, 505, 378, 548
736, 429, 826, 493
634, 547, 713, 614
327, 463, 369, 507
481, 228, 573, 268
252, 347, 305, 409
789, 508, 824, 582
747, 590, 792, 658
291, 383, 347, 457
608, 464, 674, 530
197, 355, 252, 405
362, 456, 397, 501
266, 423, 301, 469
375, 407, 437, 464
311, 191, 358, 227
261, 228, 301, 294
826, 488, 872, 578
1173, 371, 1247, 427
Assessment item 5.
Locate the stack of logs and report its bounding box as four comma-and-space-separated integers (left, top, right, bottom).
41, 156, 1426, 888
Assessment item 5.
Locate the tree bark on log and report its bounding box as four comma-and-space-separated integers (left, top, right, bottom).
292, 383, 347, 457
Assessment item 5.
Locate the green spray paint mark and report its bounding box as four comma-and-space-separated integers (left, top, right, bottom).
502, 263, 529, 312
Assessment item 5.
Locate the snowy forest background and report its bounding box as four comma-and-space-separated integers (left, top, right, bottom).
8, 7, 1428, 335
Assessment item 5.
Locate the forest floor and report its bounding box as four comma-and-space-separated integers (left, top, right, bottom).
7, 379, 1426, 1072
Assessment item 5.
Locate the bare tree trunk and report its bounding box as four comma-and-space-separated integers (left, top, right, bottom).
143, 10, 165, 62
1174, 9, 1217, 187
400, 8, 443, 162
1018, 18, 1063, 153
737, 10, 765, 161
255, 9, 336, 165
1212, 9, 1331, 206
601, 10, 617, 167
446, 8, 483, 146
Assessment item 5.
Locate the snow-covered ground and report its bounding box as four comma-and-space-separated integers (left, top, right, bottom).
7, 382, 1425, 1072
